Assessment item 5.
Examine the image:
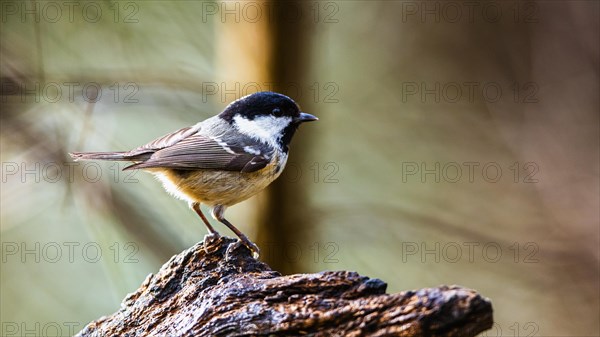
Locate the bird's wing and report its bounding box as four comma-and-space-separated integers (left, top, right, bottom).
125, 125, 200, 157
69, 125, 202, 162
124, 133, 274, 173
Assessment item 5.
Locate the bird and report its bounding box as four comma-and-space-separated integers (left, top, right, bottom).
70, 91, 318, 257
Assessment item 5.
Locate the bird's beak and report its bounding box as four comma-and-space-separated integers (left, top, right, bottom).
295, 112, 319, 123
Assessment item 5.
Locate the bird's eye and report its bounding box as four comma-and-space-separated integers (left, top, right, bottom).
272, 108, 283, 117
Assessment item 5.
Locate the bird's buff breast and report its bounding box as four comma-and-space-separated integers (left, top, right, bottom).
150, 153, 286, 207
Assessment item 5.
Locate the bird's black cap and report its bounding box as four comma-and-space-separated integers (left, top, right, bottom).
219, 91, 302, 123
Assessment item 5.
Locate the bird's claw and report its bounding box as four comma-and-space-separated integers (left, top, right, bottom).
247, 241, 260, 259
202, 232, 221, 254
225, 239, 260, 260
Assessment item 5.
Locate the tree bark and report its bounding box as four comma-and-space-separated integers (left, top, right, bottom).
76, 237, 493, 337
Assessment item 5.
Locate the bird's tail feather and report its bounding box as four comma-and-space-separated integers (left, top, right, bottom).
70, 151, 130, 161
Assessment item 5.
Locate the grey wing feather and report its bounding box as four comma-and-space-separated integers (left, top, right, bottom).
124, 134, 273, 173
125, 125, 200, 157
70, 126, 200, 162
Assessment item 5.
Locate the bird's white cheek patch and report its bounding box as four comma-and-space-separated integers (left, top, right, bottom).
233, 115, 292, 147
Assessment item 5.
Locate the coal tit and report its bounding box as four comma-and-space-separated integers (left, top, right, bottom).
70, 91, 318, 257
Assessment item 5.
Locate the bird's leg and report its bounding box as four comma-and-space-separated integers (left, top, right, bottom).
212, 205, 260, 258
192, 202, 219, 235
193, 203, 221, 253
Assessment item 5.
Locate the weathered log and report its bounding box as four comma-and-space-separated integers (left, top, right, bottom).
76, 236, 493, 337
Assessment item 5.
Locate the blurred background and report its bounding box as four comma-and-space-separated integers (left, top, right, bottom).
1, 1, 598, 336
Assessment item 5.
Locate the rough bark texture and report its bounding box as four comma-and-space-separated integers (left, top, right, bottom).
76, 237, 493, 337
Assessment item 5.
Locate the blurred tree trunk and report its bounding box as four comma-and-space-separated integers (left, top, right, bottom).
256, 1, 315, 274
212, 0, 275, 262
